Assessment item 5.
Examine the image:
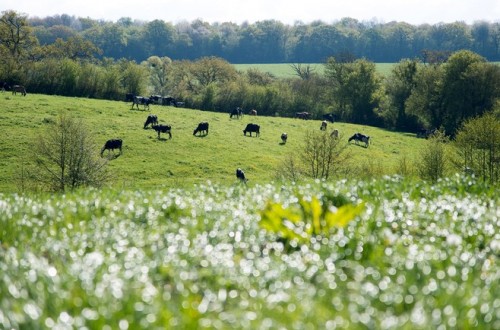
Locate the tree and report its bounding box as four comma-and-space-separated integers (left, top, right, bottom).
454, 112, 500, 183
44, 35, 101, 60
324, 57, 382, 124
279, 129, 349, 181
145, 55, 173, 95
417, 129, 450, 182
29, 113, 108, 192
190, 56, 237, 88
441, 50, 500, 135
0, 10, 38, 61
384, 58, 420, 130
405, 64, 445, 129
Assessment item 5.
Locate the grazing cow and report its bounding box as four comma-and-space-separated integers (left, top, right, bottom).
330, 129, 339, 139
320, 120, 327, 131
152, 124, 172, 139
131, 96, 152, 110
125, 93, 134, 102
249, 109, 257, 116
193, 122, 209, 136
144, 114, 158, 129
162, 96, 177, 106
417, 128, 437, 139
0, 82, 10, 92
348, 133, 370, 147
101, 139, 123, 157
243, 123, 260, 137
236, 168, 248, 183
12, 85, 26, 96
149, 95, 163, 105
281, 133, 288, 144
230, 107, 243, 119
323, 113, 335, 123
295, 112, 311, 120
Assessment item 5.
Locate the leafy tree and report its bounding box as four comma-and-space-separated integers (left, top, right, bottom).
44, 35, 101, 60
454, 112, 500, 183
0, 10, 38, 80
144, 19, 176, 57
384, 58, 420, 130
0, 10, 38, 61
405, 64, 445, 129
441, 50, 500, 135
145, 55, 173, 95
29, 113, 108, 192
190, 56, 237, 88
324, 57, 382, 124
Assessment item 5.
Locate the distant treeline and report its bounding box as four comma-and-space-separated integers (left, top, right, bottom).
28, 14, 500, 63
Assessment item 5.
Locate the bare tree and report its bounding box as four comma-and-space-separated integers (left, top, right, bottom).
29, 113, 109, 192
279, 129, 349, 181
290, 63, 316, 80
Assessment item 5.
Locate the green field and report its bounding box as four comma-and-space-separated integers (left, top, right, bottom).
234, 63, 396, 78
0, 93, 424, 193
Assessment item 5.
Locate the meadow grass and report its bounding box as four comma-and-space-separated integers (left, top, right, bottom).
234, 63, 396, 78
0, 93, 424, 193
0, 175, 498, 328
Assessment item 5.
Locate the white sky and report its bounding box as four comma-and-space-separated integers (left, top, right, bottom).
1, 0, 499, 25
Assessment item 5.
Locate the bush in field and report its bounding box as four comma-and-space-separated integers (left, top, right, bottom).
454, 112, 500, 183
27, 112, 108, 192
278, 129, 350, 181
417, 129, 450, 182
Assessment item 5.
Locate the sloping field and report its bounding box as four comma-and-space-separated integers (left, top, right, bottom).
0, 93, 424, 193
234, 63, 396, 78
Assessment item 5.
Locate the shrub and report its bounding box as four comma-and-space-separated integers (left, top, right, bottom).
454, 112, 500, 183
417, 129, 450, 182
27, 112, 109, 192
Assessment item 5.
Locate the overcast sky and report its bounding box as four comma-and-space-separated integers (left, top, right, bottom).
1, 0, 499, 25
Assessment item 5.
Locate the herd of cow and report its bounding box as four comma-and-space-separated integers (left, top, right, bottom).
100, 105, 372, 185
126, 93, 184, 110
1, 82, 27, 96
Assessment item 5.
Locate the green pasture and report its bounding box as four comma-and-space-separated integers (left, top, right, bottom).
0, 93, 424, 193
234, 63, 396, 78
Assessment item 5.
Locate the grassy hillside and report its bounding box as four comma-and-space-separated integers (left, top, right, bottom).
0, 93, 425, 193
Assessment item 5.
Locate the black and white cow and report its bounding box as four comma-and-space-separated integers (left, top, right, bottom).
281, 132, 288, 144
236, 168, 248, 183
101, 139, 123, 157
230, 107, 243, 119
320, 120, 327, 131
0, 82, 10, 92
144, 114, 158, 129
323, 113, 335, 123
152, 124, 172, 139
348, 133, 370, 147
193, 122, 209, 136
131, 96, 152, 110
243, 123, 260, 137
